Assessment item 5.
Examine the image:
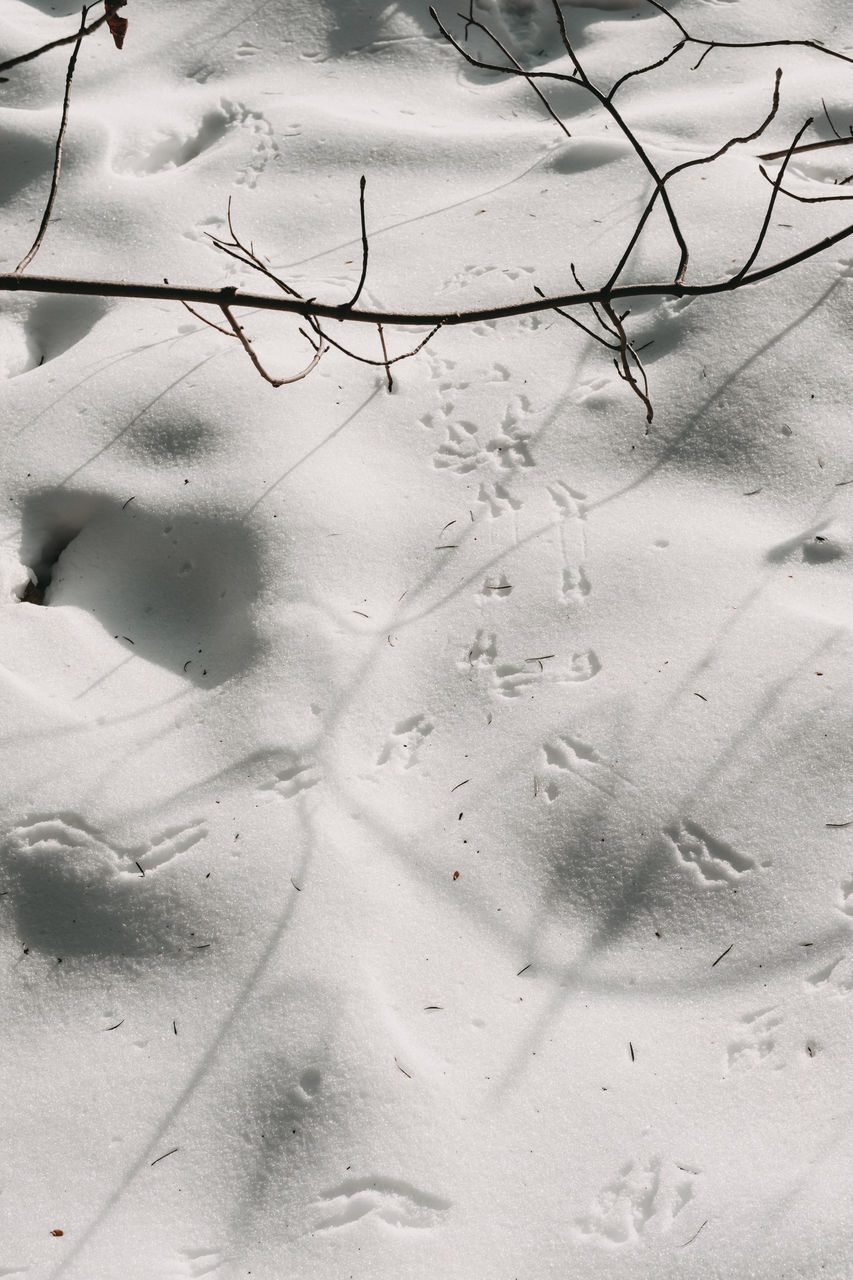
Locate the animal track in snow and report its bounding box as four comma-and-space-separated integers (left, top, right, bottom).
461, 633, 600, 698
431, 396, 534, 478
439, 264, 534, 294
838, 874, 853, 916
480, 573, 513, 597
0, 814, 207, 956
258, 758, 322, 800
575, 1156, 697, 1245
314, 1176, 451, 1230
805, 954, 853, 996
725, 1006, 784, 1074
572, 373, 616, 408
377, 714, 434, 769
476, 480, 523, 517
541, 736, 629, 798
549, 482, 591, 605
664, 819, 762, 885
112, 101, 279, 185
171, 1248, 230, 1280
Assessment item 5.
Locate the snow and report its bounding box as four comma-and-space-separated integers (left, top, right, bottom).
1, 0, 853, 1276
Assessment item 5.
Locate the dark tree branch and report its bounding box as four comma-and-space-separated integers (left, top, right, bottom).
5, 216, 853, 325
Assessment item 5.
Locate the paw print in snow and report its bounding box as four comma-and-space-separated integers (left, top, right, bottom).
575, 1156, 698, 1246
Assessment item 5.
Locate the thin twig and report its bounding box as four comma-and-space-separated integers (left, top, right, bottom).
181, 301, 237, 336
206, 197, 303, 298
606, 68, 782, 289
305, 316, 444, 368
533, 285, 620, 350
377, 323, 393, 391
345, 175, 369, 309
15, 6, 89, 274
758, 168, 853, 203
608, 40, 686, 100
602, 300, 654, 424
219, 305, 327, 385
0, 9, 106, 77
644, 0, 853, 70
758, 134, 853, 162
733, 117, 814, 281
546, 0, 690, 281
435, 10, 573, 141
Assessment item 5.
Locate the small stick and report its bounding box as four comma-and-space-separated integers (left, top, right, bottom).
377, 323, 393, 391
150, 1147, 179, 1167
346, 176, 369, 310
711, 943, 733, 967
450, 779, 469, 792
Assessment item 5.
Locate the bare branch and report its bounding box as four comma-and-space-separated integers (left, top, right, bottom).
304, 316, 444, 369
608, 40, 686, 100
437, 9, 573, 141
644, 0, 853, 69
181, 301, 237, 337
547, 0, 690, 281
206, 197, 304, 298
607, 68, 782, 290
821, 99, 845, 141
15, 6, 89, 274
734, 117, 814, 281
758, 166, 853, 203
346, 175, 369, 309
5, 212, 853, 328
758, 134, 853, 162
532, 285, 620, 350
377, 323, 393, 391
602, 300, 654, 425
219, 305, 327, 386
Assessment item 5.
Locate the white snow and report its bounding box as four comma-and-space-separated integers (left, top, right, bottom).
2, 0, 853, 1276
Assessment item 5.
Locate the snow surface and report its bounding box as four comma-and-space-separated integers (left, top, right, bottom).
2, 0, 853, 1276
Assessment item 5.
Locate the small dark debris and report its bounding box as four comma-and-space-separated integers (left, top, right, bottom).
711, 943, 733, 967
150, 1147, 179, 1167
